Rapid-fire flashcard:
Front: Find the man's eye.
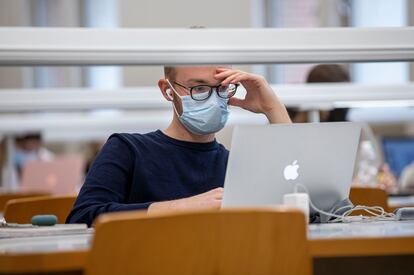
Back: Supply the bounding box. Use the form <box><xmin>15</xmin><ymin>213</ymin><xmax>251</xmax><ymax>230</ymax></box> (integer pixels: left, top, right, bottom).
<box><xmin>193</xmin><ymin>86</ymin><xmax>209</xmax><ymax>93</ymax></box>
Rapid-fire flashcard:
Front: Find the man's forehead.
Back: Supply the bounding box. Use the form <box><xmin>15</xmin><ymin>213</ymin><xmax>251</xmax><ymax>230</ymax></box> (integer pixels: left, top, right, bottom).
<box><xmin>174</xmin><ymin>65</ymin><xmax>230</xmax><ymax>81</ymax></box>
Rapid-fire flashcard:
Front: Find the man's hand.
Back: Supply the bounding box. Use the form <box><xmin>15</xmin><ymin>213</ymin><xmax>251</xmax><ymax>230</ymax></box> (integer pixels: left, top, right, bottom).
<box><xmin>214</xmin><ymin>68</ymin><xmax>291</xmax><ymax>124</ymax></box>
<box><xmin>147</xmin><ymin>187</ymin><xmax>223</xmax><ymax>215</ymax></box>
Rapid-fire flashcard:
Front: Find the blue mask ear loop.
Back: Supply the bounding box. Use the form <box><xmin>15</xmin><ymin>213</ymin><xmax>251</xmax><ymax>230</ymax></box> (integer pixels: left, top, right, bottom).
<box><xmin>166</xmin><ymin>79</ymin><xmax>182</xmax><ymax>117</ymax></box>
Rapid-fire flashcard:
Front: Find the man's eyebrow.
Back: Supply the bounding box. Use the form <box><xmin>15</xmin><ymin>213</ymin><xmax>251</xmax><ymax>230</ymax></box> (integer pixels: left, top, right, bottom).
<box><xmin>187</xmin><ymin>78</ymin><xmax>209</xmax><ymax>84</ymax></box>
<box><xmin>187</xmin><ymin>78</ymin><xmax>219</xmax><ymax>85</ymax></box>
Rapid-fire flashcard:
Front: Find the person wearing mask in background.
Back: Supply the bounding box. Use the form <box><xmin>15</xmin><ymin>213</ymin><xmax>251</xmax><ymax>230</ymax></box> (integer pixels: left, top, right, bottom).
<box><xmin>288</xmin><ymin>64</ymin><xmax>397</xmax><ymax>193</ymax></box>
<box><xmin>14</xmin><ymin>133</ymin><xmax>54</xmax><ymax>178</ymax></box>
<box><xmin>67</xmin><ymin>66</ymin><xmax>292</xmax><ymax>226</ymax></box>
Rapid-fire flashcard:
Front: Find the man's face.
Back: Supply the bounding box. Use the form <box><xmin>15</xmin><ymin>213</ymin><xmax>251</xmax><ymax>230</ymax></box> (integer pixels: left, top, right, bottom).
<box><xmin>164</xmin><ymin>66</ymin><xmax>230</xmax><ymax>115</ymax></box>
<box><xmin>17</xmin><ymin>138</ymin><xmax>41</xmax><ymax>151</ymax></box>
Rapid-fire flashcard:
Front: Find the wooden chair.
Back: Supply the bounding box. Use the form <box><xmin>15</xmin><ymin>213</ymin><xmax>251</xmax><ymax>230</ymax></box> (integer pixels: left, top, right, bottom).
<box><xmin>86</xmin><ymin>209</ymin><xmax>311</xmax><ymax>275</ymax></box>
<box><xmin>0</xmin><ymin>192</ymin><xmax>50</xmax><ymax>212</ymax></box>
<box><xmin>349</xmin><ymin>186</ymin><xmax>390</xmax><ymax>212</ymax></box>
<box><xmin>3</xmin><ymin>195</ymin><xmax>77</xmax><ymax>224</ymax></box>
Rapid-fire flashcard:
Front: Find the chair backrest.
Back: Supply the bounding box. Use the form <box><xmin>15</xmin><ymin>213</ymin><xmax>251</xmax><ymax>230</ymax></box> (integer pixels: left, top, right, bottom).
<box><xmin>3</xmin><ymin>195</ymin><xmax>77</xmax><ymax>224</ymax></box>
<box><xmin>0</xmin><ymin>192</ymin><xmax>50</xmax><ymax>212</ymax></box>
<box><xmin>349</xmin><ymin>186</ymin><xmax>389</xmax><ymax>212</ymax></box>
<box><xmin>86</xmin><ymin>209</ymin><xmax>311</xmax><ymax>275</ymax></box>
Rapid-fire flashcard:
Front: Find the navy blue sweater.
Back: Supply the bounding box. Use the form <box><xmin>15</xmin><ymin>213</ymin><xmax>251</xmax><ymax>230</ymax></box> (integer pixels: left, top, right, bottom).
<box><xmin>66</xmin><ymin>130</ymin><xmax>229</xmax><ymax>226</ymax></box>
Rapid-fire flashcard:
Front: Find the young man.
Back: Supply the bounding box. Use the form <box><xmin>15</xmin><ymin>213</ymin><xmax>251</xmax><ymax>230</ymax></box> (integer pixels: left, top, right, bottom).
<box><xmin>67</xmin><ymin>66</ymin><xmax>291</xmax><ymax>226</ymax></box>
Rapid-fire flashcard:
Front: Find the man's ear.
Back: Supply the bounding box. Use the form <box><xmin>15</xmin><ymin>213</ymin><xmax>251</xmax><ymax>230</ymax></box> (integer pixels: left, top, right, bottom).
<box><xmin>158</xmin><ymin>79</ymin><xmax>173</xmax><ymax>101</ymax></box>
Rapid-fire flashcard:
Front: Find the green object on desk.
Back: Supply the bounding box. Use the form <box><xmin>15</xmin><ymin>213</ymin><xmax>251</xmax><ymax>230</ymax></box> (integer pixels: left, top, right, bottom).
<box><xmin>31</xmin><ymin>215</ymin><xmax>57</xmax><ymax>226</ymax></box>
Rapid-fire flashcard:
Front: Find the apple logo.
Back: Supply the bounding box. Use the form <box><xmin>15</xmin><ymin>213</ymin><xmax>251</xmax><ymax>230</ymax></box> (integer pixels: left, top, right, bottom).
<box><xmin>283</xmin><ymin>160</ymin><xmax>299</xmax><ymax>180</ymax></box>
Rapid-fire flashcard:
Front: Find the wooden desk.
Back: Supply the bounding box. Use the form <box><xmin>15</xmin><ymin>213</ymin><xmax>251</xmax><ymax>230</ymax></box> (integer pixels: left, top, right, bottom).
<box><xmin>0</xmin><ymin>227</ymin><xmax>92</xmax><ymax>274</ymax></box>
<box><xmin>1</xmin><ymin>221</ymin><xmax>414</xmax><ymax>274</ymax></box>
<box><xmin>309</xmin><ymin>221</ymin><xmax>414</xmax><ymax>275</ymax></box>
<box><xmin>309</xmin><ymin>221</ymin><xmax>414</xmax><ymax>257</ymax></box>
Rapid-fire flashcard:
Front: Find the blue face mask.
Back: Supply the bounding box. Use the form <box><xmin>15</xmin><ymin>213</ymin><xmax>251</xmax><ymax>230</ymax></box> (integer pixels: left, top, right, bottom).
<box><xmin>167</xmin><ymin>80</ymin><xmax>229</xmax><ymax>135</ymax></box>
<box><xmin>15</xmin><ymin>148</ymin><xmax>38</xmax><ymax>169</ymax></box>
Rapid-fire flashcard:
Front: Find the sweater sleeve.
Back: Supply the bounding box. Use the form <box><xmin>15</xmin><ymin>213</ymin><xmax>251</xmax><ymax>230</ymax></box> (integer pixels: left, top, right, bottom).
<box><xmin>66</xmin><ymin>134</ymin><xmax>151</xmax><ymax>227</ymax></box>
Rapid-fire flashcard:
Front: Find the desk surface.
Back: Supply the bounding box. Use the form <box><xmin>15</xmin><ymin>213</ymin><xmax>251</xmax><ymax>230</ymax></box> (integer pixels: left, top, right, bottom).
<box><xmin>308</xmin><ymin>220</ymin><xmax>414</xmax><ymax>257</ymax></box>
<box><xmin>308</xmin><ymin>220</ymin><xmax>414</xmax><ymax>239</ymax></box>
<box><xmin>0</xmin><ymin>234</ymin><xmax>92</xmax><ymax>254</ymax></box>
<box><xmin>388</xmin><ymin>195</ymin><xmax>414</xmax><ymax>208</ymax></box>
<box><xmin>0</xmin><ymin>228</ymin><xmax>92</xmax><ymax>273</ymax></box>
<box><xmin>0</xmin><ymin>220</ymin><xmax>414</xmax><ymax>273</ymax></box>
<box><xmin>1</xmin><ymin>220</ymin><xmax>412</xmax><ymax>253</ymax></box>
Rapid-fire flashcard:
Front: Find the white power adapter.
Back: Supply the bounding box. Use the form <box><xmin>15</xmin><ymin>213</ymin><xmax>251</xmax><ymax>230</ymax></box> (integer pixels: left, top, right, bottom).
<box><xmin>283</xmin><ymin>193</ymin><xmax>310</xmax><ymax>223</ymax></box>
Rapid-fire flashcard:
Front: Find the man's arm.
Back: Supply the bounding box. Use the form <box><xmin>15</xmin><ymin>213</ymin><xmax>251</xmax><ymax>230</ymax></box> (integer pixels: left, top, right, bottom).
<box><xmin>67</xmin><ymin>135</ymin><xmax>223</xmax><ymax>225</ymax></box>
<box><xmin>214</xmin><ymin>68</ymin><xmax>292</xmax><ymax>124</ymax></box>
<box><xmin>66</xmin><ymin>135</ymin><xmax>152</xmax><ymax>226</ymax></box>
<box><xmin>147</xmin><ymin>187</ymin><xmax>223</xmax><ymax>215</ymax></box>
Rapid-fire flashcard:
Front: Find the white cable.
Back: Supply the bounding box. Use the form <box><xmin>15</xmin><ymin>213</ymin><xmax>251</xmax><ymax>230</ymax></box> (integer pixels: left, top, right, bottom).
<box><xmin>331</xmin><ymin>205</ymin><xmax>396</xmax><ymax>223</ymax></box>
<box><xmin>293</xmin><ymin>183</ymin><xmax>397</xmax><ymax>223</ymax></box>
<box><xmin>294</xmin><ymin>183</ymin><xmax>346</xmax><ymax>220</ymax></box>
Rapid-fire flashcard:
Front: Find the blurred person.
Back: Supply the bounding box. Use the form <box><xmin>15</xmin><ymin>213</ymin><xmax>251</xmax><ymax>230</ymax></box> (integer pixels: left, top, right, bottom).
<box><xmin>67</xmin><ymin>66</ymin><xmax>291</xmax><ymax>226</ymax></box>
<box><xmin>289</xmin><ymin>64</ymin><xmax>397</xmax><ymax>193</ymax></box>
<box><xmin>400</xmin><ymin>162</ymin><xmax>414</xmax><ymax>193</ymax></box>
<box><xmin>14</xmin><ymin>133</ymin><xmax>54</xmax><ymax>176</ymax></box>
<box><xmin>287</xmin><ymin>64</ymin><xmax>350</xmax><ymax>123</ymax></box>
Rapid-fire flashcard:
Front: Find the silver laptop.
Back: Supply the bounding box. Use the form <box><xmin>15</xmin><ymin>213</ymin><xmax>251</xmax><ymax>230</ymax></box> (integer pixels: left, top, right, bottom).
<box><xmin>222</xmin><ymin>122</ymin><xmax>361</xmax><ymax>215</ymax></box>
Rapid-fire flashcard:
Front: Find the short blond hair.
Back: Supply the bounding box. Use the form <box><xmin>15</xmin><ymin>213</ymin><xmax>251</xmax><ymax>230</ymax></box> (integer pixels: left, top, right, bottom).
<box><xmin>164</xmin><ymin>66</ymin><xmax>176</xmax><ymax>80</ymax></box>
